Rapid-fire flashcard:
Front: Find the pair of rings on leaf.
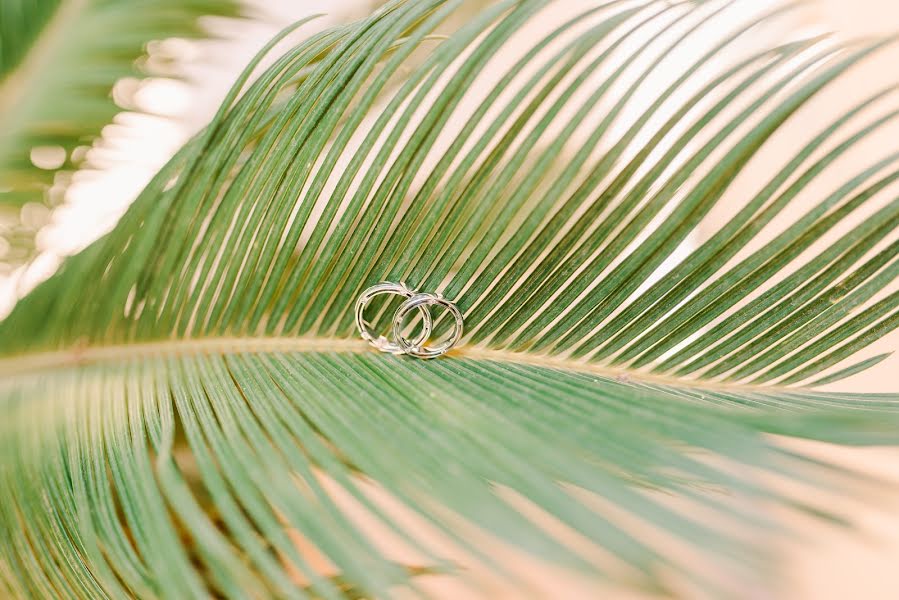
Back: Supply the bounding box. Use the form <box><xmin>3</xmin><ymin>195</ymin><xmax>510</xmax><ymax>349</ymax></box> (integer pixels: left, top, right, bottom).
<box><xmin>355</xmin><ymin>282</ymin><xmax>464</xmax><ymax>359</ymax></box>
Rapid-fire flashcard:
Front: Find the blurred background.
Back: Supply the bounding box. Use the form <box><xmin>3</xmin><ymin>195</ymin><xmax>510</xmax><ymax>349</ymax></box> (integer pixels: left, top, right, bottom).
<box><xmin>2</xmin><ymin>0</ymin><xmax>898</xmax><ymax>597</ymax></box>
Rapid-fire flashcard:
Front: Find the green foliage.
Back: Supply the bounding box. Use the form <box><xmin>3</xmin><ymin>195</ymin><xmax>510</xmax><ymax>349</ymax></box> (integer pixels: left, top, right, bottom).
<box><xmin>2</xmin><ymin>0</ymin><xmax>899</xmax><ymax>597</ymax></box>
<box><xmin>0</xmin><ymin>0</ymin><xmax>241</xmax><ymax>261</ymax></box>
<box><xmin>0</xmin><ymin>0</ymin><xmax>62</xmax><ymax>81</ymax></box>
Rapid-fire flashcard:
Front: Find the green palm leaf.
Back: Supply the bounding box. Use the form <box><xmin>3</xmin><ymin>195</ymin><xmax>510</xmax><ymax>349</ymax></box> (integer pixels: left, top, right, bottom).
<box><xmin>0</xmin><ymin>0</ymin><xmax>241</xmax><ymax>261</ymax></box>
<box><xmin>3</xmin><ymin>1</ymin><xmax>899</xmax><ymax>597</ymax></box>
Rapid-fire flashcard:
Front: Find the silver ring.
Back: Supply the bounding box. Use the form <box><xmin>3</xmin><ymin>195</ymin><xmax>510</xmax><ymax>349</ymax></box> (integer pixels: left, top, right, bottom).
<box><xmin>392</xmin><ymin>293</ymin><xmax>464</xmax><ymax>359</ymax></box>
<box><xmin>355</xmin><ymin>282</ymin><xmax>432</xmax><ymax>355</ymax></box>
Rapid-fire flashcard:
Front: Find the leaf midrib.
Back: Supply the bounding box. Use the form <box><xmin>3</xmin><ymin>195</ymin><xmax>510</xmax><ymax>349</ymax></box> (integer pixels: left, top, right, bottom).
<box><xmin>0</xmin><ymin>335</ymin><xmax>796</xmax><ymax>394</ymax></box>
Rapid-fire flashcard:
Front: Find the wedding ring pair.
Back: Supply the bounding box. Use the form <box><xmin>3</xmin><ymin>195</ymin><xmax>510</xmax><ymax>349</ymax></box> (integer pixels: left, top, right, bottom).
<box><xmin>355</xmin><ymin>282</ymin><xmax>464</xmax><ymax>359</ymax></box>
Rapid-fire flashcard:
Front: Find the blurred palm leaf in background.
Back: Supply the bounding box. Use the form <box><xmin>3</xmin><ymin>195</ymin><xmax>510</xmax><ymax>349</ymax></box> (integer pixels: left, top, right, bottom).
<box><xmin>3</xmin><ymin>0</ymin><xmax>899</xmax><ymax>598</ymax></box>
<box><xmin>0</xmin><ymin>0</ymin><xmax>241</xmax><ymax>265</ymax></box>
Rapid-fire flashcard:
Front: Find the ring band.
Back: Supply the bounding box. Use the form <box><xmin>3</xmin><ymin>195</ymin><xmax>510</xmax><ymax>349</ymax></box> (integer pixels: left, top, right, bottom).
<box><xmin>355</xmin><ymin>282</ymin><xmax>432</xmax><ymax>355</ymax></box>
<box><xmin>392</xmin><ymin>293</ymin><xmax>464</xmax><ymax>360</ymax></box>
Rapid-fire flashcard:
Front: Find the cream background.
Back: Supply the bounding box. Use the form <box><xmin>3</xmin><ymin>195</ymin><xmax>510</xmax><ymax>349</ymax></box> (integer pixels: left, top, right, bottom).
<box><xmin>774</xmin><ymin>2</ymin><xmax>899</xmax><ymax>598</ymax></box>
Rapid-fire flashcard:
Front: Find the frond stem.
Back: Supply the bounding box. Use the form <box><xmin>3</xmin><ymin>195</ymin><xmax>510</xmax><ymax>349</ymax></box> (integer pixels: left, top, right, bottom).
<box><xmin>0</xmin><ymin>336</ymin><xmax>804</xmax><ymax>394</ymax></box>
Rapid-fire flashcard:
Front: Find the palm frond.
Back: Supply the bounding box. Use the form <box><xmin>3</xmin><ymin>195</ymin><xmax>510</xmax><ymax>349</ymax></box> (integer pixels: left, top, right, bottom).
<box><xmin>2</xmin><ymin>0</ymin><xmax>899</xmax><ymax>597</ymax></box>
<box><xmin>0</xmin><ymin>0</ymin><xmax>242</xmax><ymax>260</ymax></box>
<box><xmin>0</xmin><ymin>0</ymin><xmax>61</xmax><ymax>81</ymax></box>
